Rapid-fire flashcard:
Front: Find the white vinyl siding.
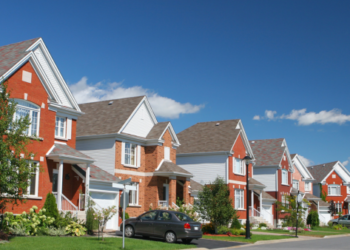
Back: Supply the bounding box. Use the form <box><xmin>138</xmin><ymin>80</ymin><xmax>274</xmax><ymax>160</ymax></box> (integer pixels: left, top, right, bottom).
<box><xmin>333</xmin><ymin>163</ymin><xmax>350</xmax><ymax>183</ymax></box>
<box><xmin>282</xmin><ymin>169</ymin><xmax>288</xmax><ymax>185</ymax></box>
<box><xmin>76</xmin><ymin>138</ymin><xmax>116</xmax><ymax>175</ymax></box>
<box><xmin>328</xmin><ymin>185</ymin><xmax>341</xmax><ymax>196</ymax></box>
<box><xmin>253</xmin><ymin>168</ymin><xmax>277</xmax><ymax>191</ymax></box>
<box><xmin>177</xmin><ymin>154</ymin><xmax>228</xmax><ymax>185</ymax></box>
<box><xmin>164</xmin><ymin>147</ymin><xmax>170</xmax><ymax>161</ymax></box>
<box><xmin>235</xmin><ymin>189</ymin><xmax>244</xmax><ymax>209</ymax></box>
<box><xmin>122</xmin><ymin>103</ymin><xmax>155</xmax><ymax>137</ymax></box>
<box><xmin>313</xmin><ymin>183</ymin><xmax>321</xmax><ymax>197</ymax></box>
<box><xmin>234</xmin><ymin>158</ymin><xmax>244</xmax><ymax>175</ymax></box>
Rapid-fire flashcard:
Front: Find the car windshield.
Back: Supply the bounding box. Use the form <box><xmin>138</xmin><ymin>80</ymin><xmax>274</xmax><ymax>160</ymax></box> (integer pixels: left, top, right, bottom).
<box><xmin>174</xmin><ymin>212</ymin><xmax>193</xmax><ymax>222</ymax></box>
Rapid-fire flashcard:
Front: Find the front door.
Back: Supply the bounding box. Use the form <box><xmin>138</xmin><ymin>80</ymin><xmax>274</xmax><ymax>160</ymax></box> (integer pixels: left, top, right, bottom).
<box><xmin>135</xmin><ymin>211</ymin><xmax>158</xmax><ymax>235</ymax></box>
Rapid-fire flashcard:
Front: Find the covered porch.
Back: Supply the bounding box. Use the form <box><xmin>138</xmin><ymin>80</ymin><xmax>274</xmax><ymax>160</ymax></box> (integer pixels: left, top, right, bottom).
<box><xmin>47</xmin><ymin>143</ymin><xmax>94</xmax><ymax>214</ymax></box>
<box><xmin>153</xmin><ymin>161</ymin><xmax>193</xmax><ymax>208</ymax></box>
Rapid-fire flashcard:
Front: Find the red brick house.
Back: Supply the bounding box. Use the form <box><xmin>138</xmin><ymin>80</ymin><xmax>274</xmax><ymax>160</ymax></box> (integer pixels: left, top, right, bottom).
<box><xmin>176</xmin><ymin>120</ymin><xmax>269</xmax><ymax>225</ymax></box>
<box><xmin>76</xmin><ymin>97</ymin><xmax>194</xmax><ymax>219</ymax></box>
<box><xmin>0</xmin><ymin>38</ymin><xmax>94</xmax><ymax>215</ymax></box>
<box><xmin>308</xmin><ymin>161</ymin><xmax>350</xmax><ymax>221</ymax></box>
<box><xmin>249</xmin><ymin>138</ymin><xmax>294</xmax><ymax>227</ymax></box>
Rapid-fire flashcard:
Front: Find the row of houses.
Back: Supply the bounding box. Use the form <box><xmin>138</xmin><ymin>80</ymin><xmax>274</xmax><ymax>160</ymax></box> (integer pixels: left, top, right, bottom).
<box><xmin>1</xmin><ymin>38</ymin><xmax>349</xmax><ymax>230</ymax></box>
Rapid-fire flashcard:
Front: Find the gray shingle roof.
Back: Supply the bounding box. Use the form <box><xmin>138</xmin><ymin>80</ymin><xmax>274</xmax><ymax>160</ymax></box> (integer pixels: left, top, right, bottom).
<box><xmin>146</xmin><ymin>122</ymin><xmax>170</xmax><ymax>140</ymax></box>
<box><xmin>74</xmin><ymin>164</ymin><xmax>121</xmax><ymax>183</ymax></box>
<box><xmin>176</xmin><ymin>120</ymin><xmax>241</xmax><ymax>154</ymax></box>
<box><xmin>77</xmin><ymin>96</ymin><xmax>144</xmax><ymax>137</ymax></box>
<box><xmin>190</xmin><ymin>179</ymin><xmax>203</xmax><ymax>192</ymax></box>
<box><xmin>304</xmin><ymin>193</ymin><xmax>321</xmax><ymax>200</ymax></box>
<box><xmin>290</xmin><ymin>154</ymin><xmax>296</xmax><ymax>159</ymax></box>
<box><xmin>0</xmin><ymin>38</ymin><xmax>40</xmax><ymax>77</ymax></box>
<box><xmin>49</xmin><ymin>143</ymin><xmax>92</xmax><ymax>160</ymax></box>
<box><xmin>307</xmin><ymin>161</ymin><xmax>338</xmax><ymax>183</ymax></box>
<box><xmin>255</xmin><ymin>190</ymin><xmax>276</xmax><ymax>201</ymax></box>
<box><xmin>156</xmin><ymin>161</ymin><xmax>193</xmax><ymax>177</ymax></box>
<box><xmin>249</xmin><ymin>138</ymin><xmax>285</xmax><ymax>167</ymax></box>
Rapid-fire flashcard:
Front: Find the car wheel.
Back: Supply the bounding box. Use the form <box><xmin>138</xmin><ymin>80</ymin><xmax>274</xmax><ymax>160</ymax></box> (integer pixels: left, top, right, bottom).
<box><xmin>165</xmin><ymin>231</ymin><xmax>177</xmax><ymax>243</ymax></box>
<box><xmin>182</xmin><ymin>239</ymin><xmax>192</xmax><ymax>244</ymax></box>
<box><xmin>125</xmin><ymin>225</ymin><xmax>134</xmax><ymax>238</ymax></box>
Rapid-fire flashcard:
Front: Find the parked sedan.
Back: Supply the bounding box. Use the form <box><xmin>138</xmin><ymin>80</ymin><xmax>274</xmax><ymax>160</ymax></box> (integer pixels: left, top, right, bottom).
<box><xmin>120</xmin><ymin>210</ymin><xmax>202</xmax><ymax>243</ymax></box>
<box><xmin>330</xmin><ymin>214</ymin><xmax>350</xmax><ymax>227</ymax></box>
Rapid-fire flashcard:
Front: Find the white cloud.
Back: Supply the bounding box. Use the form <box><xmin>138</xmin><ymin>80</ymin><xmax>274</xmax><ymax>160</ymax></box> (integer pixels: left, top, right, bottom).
<box><xmin>343</xmin><ymin>157</ymin><xmax>350</xmax><ymax>167</ymax></box>
<box><xmin>265</xmin><ymin>110</ymin><xmax>277</xmax><ymax>120</ymax></box>
<box><xmin>254</xmin><ymin>108</ymin><xmax>350</xmax><ymax>126</ymax></box>
<box><xmin>298</xmin><ymin>155</ymin><xmax>314</xmax><ymax>167</ymax></box>
<box><xmin>253</xmin><ymin>115</ymin><xmax>260</xmax><ymax>120</ymax></box>
<box><xmin>69</xmin><ymin>77</ymin><xmax>204</xmax><ymax>119</ymax></box>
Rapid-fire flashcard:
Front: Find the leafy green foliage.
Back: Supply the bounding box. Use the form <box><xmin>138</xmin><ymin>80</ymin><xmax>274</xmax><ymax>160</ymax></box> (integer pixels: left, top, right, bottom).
<box><xmin>195</xmin><ymin>177</ymin><xmax>236</xmax><ymax>232</ymax></box>
<box><xmin>230</xmin><ymin>215</ymin><xmax>242</xmax><ymax>229</ymax></box>
<box><xmin>125</xmin><ymin>212</ymin><xmax>130</xmax><ymax>219</ymax></box>
<box><xmin>65</xmin><ymin>221</ymin><xmax>87</xmax><ymax>236</ymax></box>
<box><xmin>217</xmin><ymin>225</ymin><xmax>230</xmax><ymax>234</ymax></box>
<box><xmin>45</xmin><ymin>226</ymin><xmax>67</xmax><ymax>236</ymax></box>
<box><xmin>259</xmin><ymin>223</ymin><xmax>267</xmax><ymax>228</ymax></box>
<box><xmin>333</xmin><ymin>224</ymin><xmax>345</xmax><ymax>230</ymax></box>
<box><xmin>8</xmin><ymin>224</ymin><xmax>28</xmax><ymax>236</ymax></box>
<box><xmin>320</xmin><ymin>184</ymin><xmax>327</xmax><ymax>202</ymax></box>
<box><xmin>0</xmin><ymin>81</ymin><xmax>37</xmax><ymax>211</ymax></box>
<box><xmin>201</xmin><ymin>223</ymin><xmax>215</xmax><ymax>234</ymax></box>
<box><xmin>43</xmin><ymin>193</ymin><xmax>59</xmax><ymax>220</ymax></box>
<box><xmin>306</xmin><ymin>210</ymin><xmax>319</xmax><ymax>228</ymax></box>
<box><xmin>275</xmin><ymin>195</ymin><xmax>309</xmax><ymax>228</ymax></box>
<box><xmin>86</xmin><ymin>207</ymin><xmax>98</xmax><ymax>235</ymax></box>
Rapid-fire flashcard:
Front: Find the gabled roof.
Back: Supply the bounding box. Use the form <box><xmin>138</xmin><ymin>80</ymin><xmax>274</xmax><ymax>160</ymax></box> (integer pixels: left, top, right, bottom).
<box><xmin>304</xmin><ymin>193</ymin><xmax>321</xmax><ymax>201</ymax></box>
<box><xmin>47</xmin><ymin>143</ymin><xmax>94</xmax><ymax>164</ymax></box>
<box><xmin>77</xmin><ymin>96</ymin><xmax>144</xmax><ymax>137</ymax></box>
<box><xmin>146</xmin><ymin>122</ymin><xmax>170</xmax><ymax>140</ymax></box>
<box><xmin>249</xmin><ymin>138</ymin><xmax>292</xmax><ymax>169</ymax></box>
<box><xmin>308</xmin><ymin>161</ymin><xmax>350</xmax><ymax>184</ymax></box>
<box><xmin>73</xmin><ymin>164</ymin><xmax>121</xmax><ymax>183</ymax></box>
<box><xmin>177</xmin><ymin>119</ymin><xmax>254</xmax><ymax>157</ymax></box>
<box><xmin>254</xmin><ymin>190</ymin><xmax>276</xmax><ymax>201</ymax></box>
<box><xmin>155</xmin><ymin>161</ymin><xmax>193</xmax><ymax>178</ymax></box>
<box><xmin>0</xmin><ymin>38</ymin><xmax>40</xmax><ymax>76</ymax></box>
<box><xmin>291</xmin><ymin>153</ymin><xmax>314</xmax><ymax>180</ymax></box>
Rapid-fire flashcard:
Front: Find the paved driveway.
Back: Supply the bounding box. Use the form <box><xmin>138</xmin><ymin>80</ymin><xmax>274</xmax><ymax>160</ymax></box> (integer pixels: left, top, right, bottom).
<box><xmin>114</xmin><ymin>231</ymin><xmax>246</xmax><ymax>249</ymax></box>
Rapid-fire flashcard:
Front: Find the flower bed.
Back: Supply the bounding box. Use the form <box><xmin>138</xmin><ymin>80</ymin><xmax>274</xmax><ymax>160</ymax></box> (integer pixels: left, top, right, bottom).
<box><xmin>203</xmin><ymin>233</ymin><xmax>244</xmax><ymax>237</ymax></box>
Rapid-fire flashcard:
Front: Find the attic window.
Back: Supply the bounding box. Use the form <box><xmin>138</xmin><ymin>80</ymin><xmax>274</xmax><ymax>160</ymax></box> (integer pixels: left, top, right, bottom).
<box><xmin>332</xmin><ymin>174</ymin><xmax>336</xmax><ymax>179</ymax></box>
<box><xmin>215</xmin><ymin>123</ymin><xmax>220</xmax><ymax>126</ymax></box>
<box><xmin>22</xmin><ymin>71</ymin><xmax>32</xmax><ymax>83</ymax></box>
<box><xmin>108</xmin><ymin>101</ymin><xmax>113</xmax><ymax>105</ymax></box>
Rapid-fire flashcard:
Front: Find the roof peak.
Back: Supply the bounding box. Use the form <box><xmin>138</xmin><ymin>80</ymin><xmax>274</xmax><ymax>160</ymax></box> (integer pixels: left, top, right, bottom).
<box><xmin>308</xmin><ymin>161</ymin><xmax>339</xmax><ymax>168</ymax></box>
<box><xmin>78</xmin><ymin>95</ymin><xmax>145</xmax><ymax>105</ymax></box>
<box><xmin>0</xmin><ymin>37</ymin><xmax>41</xmax><ymax>48</ymax></box>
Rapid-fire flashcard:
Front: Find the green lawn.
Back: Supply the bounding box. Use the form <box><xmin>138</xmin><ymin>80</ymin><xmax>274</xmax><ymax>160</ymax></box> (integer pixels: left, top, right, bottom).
<box><xmin>252</xmin><ymin>227</ymin><xmax>350</xmax><ymax>237</ymax></box>
<box><xmin>0</xmin><ymin>236</ymin><xmax>196</xmax><ymax>250</ymax></box>
<box><xmin>203</xmin><ymin>234</ymin><xmax>293</xmax><ymax>243</ymax></box>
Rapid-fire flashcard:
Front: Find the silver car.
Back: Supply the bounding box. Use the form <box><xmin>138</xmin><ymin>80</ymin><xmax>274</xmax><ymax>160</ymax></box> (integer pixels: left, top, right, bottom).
<box><xmin>330</xmin><ymin>214</ymin><xmax>350</xmax><ymax>227</ymax></box>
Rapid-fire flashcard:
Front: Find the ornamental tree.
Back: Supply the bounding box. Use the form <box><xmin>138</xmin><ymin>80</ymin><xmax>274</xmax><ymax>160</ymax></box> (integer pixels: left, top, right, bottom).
<box><xmin>275</xmin><ymin>194</ymin><xmax>309</xmax><ymax>227</ymax></box>
<box><xmin>94</xmin><ymin>205</ymin><xmax>118</xmax><ymax>241</ymax></box>
<box><xmin>195</xmin><ymin>177</ymin><xmax>236</xmax><ymax>233</ymax></box>
<box><xmin>0</xmin><ymin>81</ymin><xmax>37</xmax><ymax>211</ymax></box>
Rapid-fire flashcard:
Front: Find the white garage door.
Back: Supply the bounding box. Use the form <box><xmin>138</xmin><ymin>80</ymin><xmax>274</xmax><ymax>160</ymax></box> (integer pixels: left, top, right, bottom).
<box><xmin>319</xmin><ymin>212</ymin><xmax>331</xmax><ymax>225</ymax></box>
<box><xmin>90</xmin><ymin>192</ymin><xmax>119</xmax><ymax>230</ymax></box>
<box><xmin>261</xmin><ymin>205</ymin><xmax>273</xmax><ymax>225</ymax></box>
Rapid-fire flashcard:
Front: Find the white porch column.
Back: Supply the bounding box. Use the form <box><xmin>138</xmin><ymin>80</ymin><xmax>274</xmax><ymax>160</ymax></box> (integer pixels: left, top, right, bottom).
<box><xmin>260</xmin><ymin>191</ymin><xmax>263</xmax><ymax>215</ymax></box>
<box><xmin>317</xmin><ymin>201</ymin><xmax>319</xmax><ymax>213</ymax></box>
<box><xmin>57</xmin><ymin>160</ymin><xmax>64</xmax><ymax>211</ymax></box>
<box><xmin>251</xmin><ymin>190</ymin><xmax>254</xmax><ymax>216</ymax></box>
<box><xmin>85</xmin><ymin>163</ymin><xmax>91</xmax><ymax>211</ymax></box>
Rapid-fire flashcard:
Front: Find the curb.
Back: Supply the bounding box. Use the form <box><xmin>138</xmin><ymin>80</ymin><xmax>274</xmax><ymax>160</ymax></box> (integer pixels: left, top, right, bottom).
<box><xmin>323</xmin><ymin>233</ymin><xmax>350</xmax><ymax>238</ymax></box>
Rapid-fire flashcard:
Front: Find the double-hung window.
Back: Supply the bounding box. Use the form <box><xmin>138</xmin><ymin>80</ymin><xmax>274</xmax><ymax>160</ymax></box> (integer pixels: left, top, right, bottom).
<box><xmin>234</xmin><ymin>189</ymin><xmax>244</xmax><ymax>209</ymax></box>
<box><xmin>26</xmin><ymin>162</ymin><xmax>39</xmax><ymax>197</ymax></box>
<box><xmin>305</xmin><ymin>182</ymin><xmax>311</xmax><ymax>191</ymax></box>
<box><xmin>55</xmin><ymin>116</ymin><xmax>66</xmax><ymax>138</ymax></box>
<box><xmin>293</xmin><ymin>180</ymin><xmax>299</xmax><ymax>190</ymax></box>
<box><xmin>234</xmin><ymin>158</ymin><xmax>244</xmax><ymax>175</ymax></box>
<box><xmin>12</xmin><ymin>99</ymin><xmax>40</xmax><ymax>136</ymax></box>
<box><xmin>122</xmin><ymin>142</ymin><xmax>140</xmax><ymax>167</ymax></box>
<box><xmin>129</xmin><ymin>183</ymin><xmax>139</xmax><ymax>205</ymax></box>
<box><xmin>282</xmin><ymin>169</ymin><xmax>288</xmax><ymax>185</ymax></box>
<box><xmin>328</xmin><ymin>185</ymin><xmax>341</xmax><ymax>196</ymax></box>
<box><xmin>335</xmin><ymin>203</ymin><xmax>342</xmax><ymax>214</ymax></box>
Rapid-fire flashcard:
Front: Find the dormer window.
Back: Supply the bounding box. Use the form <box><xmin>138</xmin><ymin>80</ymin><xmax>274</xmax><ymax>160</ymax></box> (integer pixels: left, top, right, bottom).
<box><xmin>122</xmin><ymin>142</ymin><xmax>140</xmax><ymax>168</ymax></box>
<box><xmin>12</xmin><ymin>99</ymin><xmax>40</xmax><ymax>137</ymax></box>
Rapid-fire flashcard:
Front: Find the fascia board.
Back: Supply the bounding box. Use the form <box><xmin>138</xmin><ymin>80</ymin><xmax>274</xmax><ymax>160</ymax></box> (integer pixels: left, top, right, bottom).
<box><xmin>337</xmin><ymin>161</ymin><xmax>350</xmax><ymax>178</ymax></box>
<box><xmin>143</xmin><ymin>96</ymin><xmax>158</xmax><ymax>124</ymax></box>
<box><xmin>237</xmin><ymin>120</ymin><xmax>255</xmax><ymax>159</ymax></box>
<box><xmin>28</xmin><ymin>39</ymin><xmax>81</xmax><ymax>112</ymax></box>
<box><xmin>177</xmin><ymin>151</ymin><xmax>232</xmax><ymax>157</ymax></box>
<box><xmin>49</xmin><ymin>103</ymin><xmax>83</xmax><ymax>118</ymax></box>
<box><xmin>48</xmin><ymin>154</ymin><xmax>94</xmax><ymax>164</ymax></box>
<box><xmin>159</xmin><ymin>122</ymin><xmax>181</xmax><ymax>146</ymax></box>
<box><xmin>153</xmin><ymin>171</ymin><xmax>193</xmax><ymax>178</ymax></box>
<box><xmin>116</xmin><ymin>134</ymin><xmax>163</xmax><ymax>146</ymax></box>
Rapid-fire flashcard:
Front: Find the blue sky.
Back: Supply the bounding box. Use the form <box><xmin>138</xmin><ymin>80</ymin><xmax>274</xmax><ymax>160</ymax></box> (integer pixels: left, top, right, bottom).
<box><xmin>1</xmin><ymin>0</ymin><xmax>349</xmax><ymax>168</ymax></box>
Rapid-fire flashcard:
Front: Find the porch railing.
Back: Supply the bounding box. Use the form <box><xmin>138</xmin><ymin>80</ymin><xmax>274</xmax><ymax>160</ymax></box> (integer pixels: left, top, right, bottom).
<box><xmin>52</xmin><ymin>192</ymin><xmax>78</xmax><ymax>215</ymax></box>
<box><xmin>249</xmin><ymin>207</ymin><xmax>261</xmax><ymax>217</ymax></box>
<box><xmin>78</xmin><ymin>194</ymin><xmax>103</xmax><ymax>211</ymax></box>
<box><xmin>172</xmin><ymin>202</ymin><xmax>179</xmax><ymax>209</ymax></box>
<box><xmin>158</xmin><ymin>200</ymin><xmax>168</xmax><ymax>208</ymax></box>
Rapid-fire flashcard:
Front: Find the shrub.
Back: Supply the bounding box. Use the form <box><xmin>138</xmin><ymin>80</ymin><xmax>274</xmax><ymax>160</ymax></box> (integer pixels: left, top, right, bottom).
<box><xmin>125</xmin><ymin>212</ymin><xmax>130</xmax><ymax>219</ymax></box>
<box><xmin>43</xmin><ymin>193</ymin><xmax>59</xmax><ymax>220</ymax></box>
<box><xmin>8</xmin><ymin>224</ymin><xmax>28</xmax><ymax>236</ymax></box>
<box><xmin>65</xmin><ymin>221</ymin><xmax>87</xmax><ymax>236</ymax></box>
<box><xmin>307</xmin><ymin>210</ymin><xmax>319</xmax><ymax>228</ymax></box>
<box><xmin>86</xmin><ymin>208</ymin><xmax>97</xmax><ymax>235</ymax></box>
<box><xmin>217</xmin><ymin>226</ymin><xmax>230</xmax><ymax>234</ymax></box>
<box><xmin>328</xmin><ymin>221</ymin><xmax>333</xmax><ymax>228</ymax></box>
<box><xmin>46</xmin><ymin>226</ymin><xmax>67</xmax><ymax>236</ymax></box>
<box><xmin>230</xmin><ymin>216</ymin><xmax>242</xmax><ymax>229</ymax></box>
<box><xmin>202</xmin><ymin>223</ymin><xmax>215</xmax><ymax>234</ymax></box>
<box><xmin>259</xmin><ymin>223</ymin><xmax>267</xmax><ymax>228</ymax></box>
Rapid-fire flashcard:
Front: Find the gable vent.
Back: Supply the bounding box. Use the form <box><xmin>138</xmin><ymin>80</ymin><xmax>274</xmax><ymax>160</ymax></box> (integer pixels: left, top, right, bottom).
<box><xmin>108</xmin><ymin>101</ymin><xmax>113</xmax><ymax>105</ymax></box>
<box><xmin>215</xmin><ymin>123</ymin><xmax>220</xmax><ymax>126</ymax></box>
<box><xmin>251</xmin><ymin>141</ymin><xmax>255</xmax><ymax>143</ymax></box>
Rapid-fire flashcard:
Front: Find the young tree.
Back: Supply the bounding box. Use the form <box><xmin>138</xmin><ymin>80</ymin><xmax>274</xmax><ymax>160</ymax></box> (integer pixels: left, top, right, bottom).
<box><xmin>275</xmin><ymin>194</ymin><xmax>309</xmax><ymax>227</ymax></box>
<box><xmin>195</xmin><ymin>177</ymin><xmax>236</xmax><ymax>233</ymax></box>
<box><xmin>0</xmin><ymin>81</ymin><xmax>36</xmax><ymax>211</ymax></box>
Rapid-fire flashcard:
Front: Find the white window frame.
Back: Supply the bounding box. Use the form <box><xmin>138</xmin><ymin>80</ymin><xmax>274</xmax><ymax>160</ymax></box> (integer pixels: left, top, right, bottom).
<box><xmin>347</xmin><ymin>186</ymin><xmax>350</xmax><ymax>194</ymax></box>
<box><xmin>129</xmin><ymin>182</ymin><xmax>139</xmax><ymax>206</ymax></box>
<box><xmin>293</xmin><ymin>180</ymin><xmax>299</xmax><ymax>190</ymax></box>
<box><xmin>122</xmin><ymin>142</ymin><xmax>140</xmax><ymax>168</ymax></box>
<box><xmin>233</xmin><ymin>158</ymin><xmax>245</xmax><ymax>175</ymax></box>
<box><xmin>12</xmin><ymin>99</ymin><xmax>40</xmax><ymax>137</ymax></box>
<box><xmin>335</xmin><ymin>203</ymin><xmax>342</xmax><ymax>214</ymax></box>
<box><xmin>55</xmin><ymin>116</ymin><xmax>66</xmax><ymax>139</ymax></box>
<box><xmin>234</xmin><ymin>189</ymin><xmax>244</xmax><ymax>209</ymax></box>
<box><xmin>164</xmin><ymin>147</ymin><xmax>170</xmax><ymax>161</ymax></box>
<box><xmin>305</xmin><ymin>182</ymin><xmax>311</xmax><ymax>191</ymax></box>
<box><xmin>26</xmin><ymin>162</ymin><xmax>39</xmax><ymax>197</ymax></box>
<box><xmin>328</xmin><ymin>184</ymin><xmax>341</xmax><ymax>196</ymax></box>
<box><xmin>282</xmin><ymin>169</ymin><xmax>288</xmax><ymax>185</ymax></box>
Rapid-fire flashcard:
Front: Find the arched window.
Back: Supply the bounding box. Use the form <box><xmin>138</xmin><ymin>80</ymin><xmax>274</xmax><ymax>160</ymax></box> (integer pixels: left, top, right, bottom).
<box><xmin>12</xmin><ymin>99</ymin><xmax>40</xmax><ymax>136</ymax></box>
